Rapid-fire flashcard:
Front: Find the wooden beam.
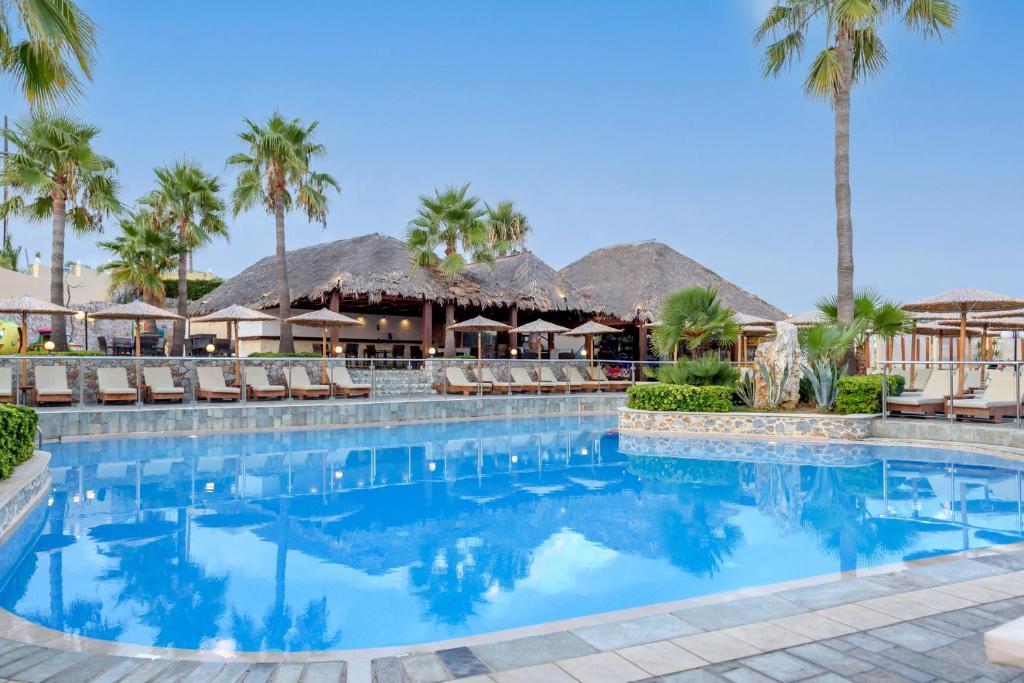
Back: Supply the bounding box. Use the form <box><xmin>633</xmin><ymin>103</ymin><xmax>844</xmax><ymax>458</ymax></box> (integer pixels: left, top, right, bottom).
<box><xmin>422</xmin><ymin>300</ymin><xmax>433</xmax><ymax>355</ymax></box>
<box><xmin>329</xmin><ymin>290</ymin><xmax>340</xmax><ymax>355</ymax></box>
<box><xmin>509</xmin><ymin>305</ymin><xmax>518</xmax><ymax>352</ymax></box>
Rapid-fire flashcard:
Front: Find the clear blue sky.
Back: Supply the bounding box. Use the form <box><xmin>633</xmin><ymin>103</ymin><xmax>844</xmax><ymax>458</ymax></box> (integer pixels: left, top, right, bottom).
<box><xmin>4</xmin><ymin>1</ymin><xmax>1022</xmax><ymax>314</ymax></box>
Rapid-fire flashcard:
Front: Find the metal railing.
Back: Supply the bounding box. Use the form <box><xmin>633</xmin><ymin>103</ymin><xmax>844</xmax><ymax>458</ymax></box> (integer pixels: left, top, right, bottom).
<box><xmin>880</xmin><ymin>360</ymin><xmax>1022</xmax><ymax>428</ymax></box>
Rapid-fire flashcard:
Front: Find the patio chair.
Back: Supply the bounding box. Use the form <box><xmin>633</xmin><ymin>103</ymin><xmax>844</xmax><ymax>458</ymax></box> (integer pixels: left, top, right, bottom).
<box><xmin>143</xmin><ymin>367</ymin><xmax>185</xmax><ymax>403</ymax></box>
<box><xmin>475</xmin><ymin>367</ymin><xmax>523</xmax><ymax>393</ymax></box>
<box><xmin>509</xmin><ymin>367</ymin><xmax>545</xmax><ymax>393</ymax></box>
<box><xmin>243</xmin><ymin>366</ymin><xmax>286</xmax><ymax>400</ymax></box>
<box><xmin>330</xmin><ymin>366</ymin><xmax>371</xmax><ymax>398</ymax></box>
<box><xmin>564</xmin><ymin>366</ymin><xmax>600</xmax><ymax>392</ymax></box>
<box><xmin>949</xmin><ymin>369</ymin><xmax>1024</xmax><ymax>423</ymax></box>
<box><xmin>886</xmin><ymin>370</ymin><xmax>950</xmax><ymax>417</ymax></box>
<box><xmin>536</xmin><ymin>366</ymin><xmax>570</xmax><ymax>393</ymax></box>
<box><xmin>586</xmin><ymin>366</ymin><xmax>631</xmax><ymax>391</ymax></box>
<box><xmin>344</xmin><ymin>343</ymin><xmax>359</xmax><ymax>358</ymax></box>
<box><xmin>98</xmin><ymin>335</ymin><xmax>111</xmax><ymax>355</ymax></box>
<box><xmin>138</xmin><ymin>333</ymin><xmax>162</xmax><ymax>356</ymax></box>
<box><xmin>196</xmin><ymin>367</ymin><xmax>241</xmax><ymax>402</ymax></box>
<box><xmin>0</xmin><ymin>367</ymin><xmax>12</xmax><ymax>404</ymax></box>
<box><xmin>285</xmin><ymin>366</ymin><xmax>330</xmax><ymax>399</ymax></box>
<box><xmin>189</xmin><ymin>335</ymin><xmax>214</xmax><ymax>356</ymax></box>
<box><xmin>32</xmin><ymin>366</ymin><xmax>75</xmax><ymax>406</ymax></box>
<box><xmin>437</xmin><ymin>367</ymin><xmax>490</xmax><ymax>395</ymax></box>
<box><xmin>96</xmin><ymin>367</ymin><xmax>138</xmax><ymax>405</ymax></box>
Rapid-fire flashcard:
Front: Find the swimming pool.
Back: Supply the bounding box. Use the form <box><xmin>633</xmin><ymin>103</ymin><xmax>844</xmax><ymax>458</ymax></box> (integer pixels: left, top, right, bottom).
<box><xmin>1</xmin><ymin>415</ymin><xmax>1022</xmax><ymax>652</ymax></box>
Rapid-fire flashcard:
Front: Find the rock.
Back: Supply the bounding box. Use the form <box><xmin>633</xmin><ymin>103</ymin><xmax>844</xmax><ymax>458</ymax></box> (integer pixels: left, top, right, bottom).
<box><xmin>753</xmin><ymin>321</ymin><xmax>806</xmax><ymax>410</ymax></box>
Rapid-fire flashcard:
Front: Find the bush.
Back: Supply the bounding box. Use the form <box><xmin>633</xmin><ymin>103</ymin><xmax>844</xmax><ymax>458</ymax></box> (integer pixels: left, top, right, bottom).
<box><xmin>646</xmin><ymin>353</ymin><xmax>740</xmax><ymax>387</ymax></box>
<box><xmin>0</xmin><ymin>405</ymin><xmax>38</xmax><ymax>479</ymax></box>
<box><xmin>627</xmin><ymin>383</ymin><xmax>732</xmax><ymax>412</ymax></box>
<box><xmin>162</xmin><ymin>278</ymin><xmax>224</xmax><ymax>302</ymax></box>
<box><xmin>248</xmin><ymin>352</ymin><xmax>321</xmax><ymax>358</ymax></box>
<box><xmin>834</xmin><ymin>374</ymin><xmax>905</xmax><ymax>414</ymax></box>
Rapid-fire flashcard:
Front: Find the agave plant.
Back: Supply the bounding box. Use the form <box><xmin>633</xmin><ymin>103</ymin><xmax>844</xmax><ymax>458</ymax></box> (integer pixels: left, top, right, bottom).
<box><xmin>734</xmin><ymin>371</ymin><xmax>757</xmax><ymax>408</ymax></box>
<box><xmin>755</xmin><ymin>360</ymin><xmax>790</xmax><ymax>411</ymax></box>
<box><xmin>801</xmin><ymin>360</ymin><xmax>843</xmax><ymax>411</ymax></box>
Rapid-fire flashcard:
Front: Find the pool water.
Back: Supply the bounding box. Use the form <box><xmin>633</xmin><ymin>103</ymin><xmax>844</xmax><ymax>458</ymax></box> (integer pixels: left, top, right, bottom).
<box><xmin>1</xmin><ymin>415</ymin><xmax>1023</xmax><ymax>652</ymax></box>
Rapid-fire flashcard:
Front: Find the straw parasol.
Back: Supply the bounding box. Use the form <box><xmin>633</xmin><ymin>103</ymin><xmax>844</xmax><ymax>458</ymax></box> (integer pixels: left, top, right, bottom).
<box><xmin>509</xmin><ymin>319</ymin><xmax>570</xmax><ymax>360</ymax></box>
<box><xmin>904</xmin><ymin>289</ymin><xmax>1024</xmax><ymax>396</ymax></box>
<box><xmin>563</xmin><ymin>320</ymin><xmax>621</xmax><ymax>366</ymax></box>
<box><xmin>785</xmin><ymin>310</ymin><xmax>826</xmax><ymax>327</ymax></box>
<box><xmin>0</xmin><ymin>294</ymin><xmax>78</xmax><ymax>384</ymax></box>
<box><xmin>191</xmin><ymin>304</ymin><xmax>276</xmax><ymax>379</ymax></box>
<box><xmin>90</xmin><ymin>301</ymin><xmax>184</xmax><ymax>356</ymax></box>
<box><xmin>448</xmin><ymin>315</ymin><xmax>512</xmax><ymax>373</ymax></box>
<box><xmin>973</xmin><ymin>317</ymin><xmax>1024</xmax><ymax>363</ymax></box>
<box><xmin>284</xmin><ymin>308</ymin><xmax>360</xmax><ymax>382</ymax></box>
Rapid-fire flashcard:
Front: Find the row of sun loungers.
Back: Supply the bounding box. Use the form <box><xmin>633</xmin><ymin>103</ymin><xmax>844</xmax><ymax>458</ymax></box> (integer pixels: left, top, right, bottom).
<box><xmin>887</xmin><ymin>368</ymin><xmax>1024</xmax><ymax>422</ymax></box>
<box><xmin>434</xmin><ymin>366</ymin><xmax>630</xmax><ymax>395</ymax></box>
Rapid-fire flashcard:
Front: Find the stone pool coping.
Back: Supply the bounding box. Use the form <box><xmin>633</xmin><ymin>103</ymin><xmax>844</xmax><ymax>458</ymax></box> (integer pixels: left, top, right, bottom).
<box><xmin>0</xmin><ymin>452</ymin><xmax>50</xmax><ymax>544</ymax></box>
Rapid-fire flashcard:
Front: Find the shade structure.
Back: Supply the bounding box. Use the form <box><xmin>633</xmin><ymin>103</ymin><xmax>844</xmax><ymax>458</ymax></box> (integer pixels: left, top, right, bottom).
<box><xmin>191</xmin><ymin>305</ymin><xmax>277</xmax><ymax>378</ymax></box>
<box><xmin>785</xmin><ymin>310</ymin><xmax>826</xmax><ymax>327</ymax></box>
<box><xmin>447</xmin><ymin>316</ymin><xmax>512</xmax><ymax>368</ymax></box>
<box><xmin>0</xmin><ymin>295</ymin><xmax>78</xmax><ymax>384</ymax></box>
<box><xmin>510</xmin><ymin>319</ymin><xmax>570</xmax><ymax>361</ymax></box>
<box><xmin>563</xmin><ymin>320</ymin><xmax>621</xmax><ymax>365</ymax></box>
<box><xmin>730</xmin><ymin>313</ymin><xmax>774</xmax><ymax>365</ymax></box>
<box><xmin>733</xmin><ymin>312</ymin><xmax>775</xmax><ymax>327</ymax></box>
<box><xmin>285</xmin><ymin>308</ymin><xmax>360</xmax><ymax>382</ymax></box>
<box><xmin>90</xmin><ymin>301</ymin><xmax>184</xmax><ymax>357</ymax></box>
<box><xmin>978</xmin><ymin>317</ymin><xmax>1024</xmax><ymax>363</ymax></box>
<box><xmin>904</xmin><ymin>289</ymin><xmax>1024</xmax><ymax>396</ymax></box>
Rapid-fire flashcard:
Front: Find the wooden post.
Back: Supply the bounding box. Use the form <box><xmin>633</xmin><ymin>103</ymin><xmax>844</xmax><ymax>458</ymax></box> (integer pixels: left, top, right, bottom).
<box><xmin>638</xmin><ymin>324</ymin><xmax>647</xmax><ymax>362</ymax></box>
<box><xmin>443</xmin><ymin>303</ymin><xmax>455</xmax><ymax>356</ymax></box>
<box><xmin>421</xmin><ymin>300</ymin><xmax>433</xmax><ymax>354</ymax></box>
<box><xmin>329</xmin><ymin>290</ymin><xmax>341</xmax><ymax>355</ymax></box>
<box><xmin>909</xmin><ymin>329</ymin><xmax>918</xmax><ymax>388</ymax></box>
<box><xmin>980</xmin><ymin>324</ymin><xmax>988</xmax><ymax>384</ymax></box>
<box><xmin>508</xmin><ymin>305</ymin><xmax>518</xmax><ymax>354</ymax></box>
<box><xmin>547</xmin><ymin>332</ymin><xmax>555</xmax><ymax>359</ymax></box>
<box><xmin>957</xmin><ymin>310</ymin><xmax>967</xmax><ymax>397</ymax></box>
<box><xmin>900</xmin><ymin>335</ymin><xmax>906</xmax><ymax>370</ymax></box>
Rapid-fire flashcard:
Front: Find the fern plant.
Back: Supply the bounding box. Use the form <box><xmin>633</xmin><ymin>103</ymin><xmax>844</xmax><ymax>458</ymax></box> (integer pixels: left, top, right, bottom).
<box><xmin>801</xmin><ymin>360</ymin><xmax>842</xmax><ymax>411</ymax></box>
<box><xmin>755</xmin><ymin>360</ymin><xmax>790</xmax><ymax>411</ymax></box>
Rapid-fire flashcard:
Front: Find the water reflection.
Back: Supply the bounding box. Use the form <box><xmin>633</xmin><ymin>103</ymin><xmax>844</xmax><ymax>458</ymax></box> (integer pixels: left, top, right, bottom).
<box><xmin>1</xmin><ymin>416</ymin><xmax>1023</xmax><ymax>651</ymax></box>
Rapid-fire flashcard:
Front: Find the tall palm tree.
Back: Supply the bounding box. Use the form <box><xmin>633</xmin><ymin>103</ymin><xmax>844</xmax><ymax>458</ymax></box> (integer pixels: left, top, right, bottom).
<box><xmin>0</xmin><ymin>0</ymin><xmax>96</xmax><ymax>106</ymax></box>
<box><xmin>143</xmin><ymin>161</ymin><xmax>228</xmax><ymax>355</ymax></box>
<box><xmin>0</xmin><ymin>112</ymin><xmax>121</xmax><ymax>349</ymax></box>
<box><xmin>406</xmin><ymin>183</ymin><xmax>491</xmax><ymax>276</ymax></box>
<box><xmin>652</xmin><ymin>286</ymin><xmax>740</xmax><ymax>361</ymax></box>
<box><xmin>755</xmin><ymin>0</ymin><xmax>957</xmax><ymax>355</ymax></box>
<box><xmin>98</xmin><ymin>210</ymin><xmax>176</xmax><ymax>306</ymax></box>
<box><xmin>484</xmin><ymin>201</ymin><xmax>531</xmax><ymax>256</ymax></box>
<box><xmin>228</xmin><ymin>114</ymin><xmax>339</xmax><ymax>353</ymax></box>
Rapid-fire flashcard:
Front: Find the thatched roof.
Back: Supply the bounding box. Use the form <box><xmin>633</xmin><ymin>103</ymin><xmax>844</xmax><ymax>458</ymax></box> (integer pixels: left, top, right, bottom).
<box><xmin>448</xmin><ymin>315</ymin><xmax>511</xmax><ymax>332</ymax></box>
<box><xmin>0</xmin><ymin>294</ymin><xmax>76</xmax><ymax>315</ymax></box>
<box><xmin>903</xmin><ymin>288</ymin><xmax>1024</xmax><ymax>313</ymax></box>
<box><xmin>510</xmin><ymin>319</ymin><xmax>570</xmax><ymax>334</ymax></box>
<box><xmin>191</xmin><ymin>233</ymin><xmax>499</xmax><ymax>316</ymax></box>
<box><xmin>559</xmin><ymin>240</ymin><xmax>786</xmax><ymax>324</ymax></box>
<box><xmin>285</xmin><ymin>308</ymin><xmax>360</xmax><ymax>327</ymax></box>
<box><xmin>463</xmin><ymin>251</ymin><xmax>592</xmax><ymax>313</ymax></box>
<box><xmin>564</xmin><ymin>320</ymin><xmax>622</xmax><ymax>336</ymax></box>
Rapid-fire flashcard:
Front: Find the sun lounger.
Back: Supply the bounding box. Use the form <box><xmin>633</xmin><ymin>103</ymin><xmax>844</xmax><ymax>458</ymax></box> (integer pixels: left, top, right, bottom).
<box><xmin>244</xmin><ymin>366</ymin><xmax>286</xmax><ymax>400</ymax></box>
<box><xmin>286</xmin><ymin>366</ymin><xmax>330</xmax><ymax>399</ymax></box>
<box><xmin>902</xmin><ymin>368</ymin><xmax>932</xmax><ymax>394</ymax></box>
<box><xmin>536</xmin><ymin>366</ymin><xmax>570</xmax><ymax>393</ymax></box>
<box><xmin>586</xmin><ymin>366</ymin><xmax>631</xmax><ymax>391</ymax></box>
<box><xmin>196</xmin><ymin>367</ymin><xmax>241</xmax><ymax>402</ymax></box>
<box><xmin>509</xmin><ymin>367</ymin><xmax>546</xmax><ymax>393</ymax></box>
<box><xmin>564</xmin><ymin>366</ymin><xmax>600</xmax><ymax>392</ymax></box>
<box><xmin>331</xmin><ymin>366</ymin><xmax>371</xmax><ymax>398</ymax></box>
<box><xmin>0</xmin><ymin>367</ymin><xmax>12</xmax><ymax>404</ymax></box>
<box><xmin>886</xmin><ymin>370</ymin><xmax>950</xmax><ymax>417</ymax></box>
<box><xmin>143</xmin><ymin>366</ymin><xmax>185</xmax><ymax>403</ymax></box>
<box><xmin>436</xmin><ymin>367</ymin><xmax>490</xmax><ymax>395</ymax></box>
<box><xmin>475</xmin><ymin>367</ymin><xmax>528</xmax><ymax>393</ymax></box>
<box><xmin>31</xmin><ymin>365</ymin><xmax>74</xmax><ymax>406</ymax></box>
<box><xmin>950</xmin><ymin>369</ymin><xmax>1024</xmax><ymax>423</ymax></box>
<box><xmin>96</xmin><ymin>367</ymin><xmax>138</xmax><ymax>405</ymax></box>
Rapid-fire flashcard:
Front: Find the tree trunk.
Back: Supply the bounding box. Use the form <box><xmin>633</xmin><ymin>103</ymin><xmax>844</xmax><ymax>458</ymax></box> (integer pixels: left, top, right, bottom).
<box><xmin>443</xmin><ymin>303</ymin><xmax>455</xmax><ymax>356</ymax></box>
<box><xmin>172</xmin><ymin>222</ymin><xmax>188</xmax><ymax>356</ymax></box>
<box><xmin>50</xmin><ymin>195</ymin><xmax>68</xmax><ymax>350</ymax></box>
<box><xmin>274</xmin><ymin>194</ymin><xmax>294</xmax><ymax>353</ymax></box>
<box><xmin>834</xmin><ymin>29</ymin><xmax>856</xmax><ymax>374</ymax></box>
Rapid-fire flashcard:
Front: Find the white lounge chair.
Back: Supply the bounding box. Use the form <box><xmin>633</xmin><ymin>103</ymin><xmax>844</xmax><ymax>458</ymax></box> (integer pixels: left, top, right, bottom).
<box><xmin>510</xmin><ymin>367</ymin><xmax>544</xmax><ymax>393</ymax></box>
<box><xmin>437</xmin><ymin>367</ymin><xmax>490</xmax><ymax>395</ymax></box>
<box><xmin>32</xmin><ymin>366</ymin><xmax>74</xmax><ymax>406</ymax></box>
<box><xmin>950</xmin><ymin>369</ymin><xmax>1024</xmax><ymax>423</ymax></box>
<box><xmin>244</xmin><ymin>366</ymin><xmax>286</xmax><ymax>400</ymax></box>
<box><xmin>330</xmin><ymin>366</ymin><xmax>371</xmax><ymax>398</ymax></box>
<box><xmin>196</xmin><ymin>367</ymin><xmax>241</xmax><ymax>402</ymax></box>
<box><xmin>96</xmin><ymin>367</ymin><xmax>137</xmax><ymax>405</ymax></box>
<box><xmin>0</xmin><ymin>367</ymin><xmax>12</xmax><ymax>404</ymax></box>
<box><xmin>902</xmin><ymin>368</ymin><xmax>932</xmax><ymax>394</ymax></box>
<box><xmin>886</xmin><ymin>370</ymin><xmax>951</xmax><ymax>417</ymax></box>
<box><xmin>286</xmin><ymin>367</ymin><xmax>330</xmax><ymax>399</ymax></box>
<box><xmin>475</xmin><ymin>367</ymin><xmax>527</xmax><ymax>393</ymax></box>
<box><xmin>143</xmin><ymin>366</ymin><xmax>185</xmax><ymax>403</ymax></box>
<box><xmin>586</xmin><ymin>366</ymin><xmax>631</xmax><ymax>391</ymax></box>
<box><xmin>536</xmin><ymin>367</ymin><xmax>570</xmax><ymax>393</ymax></box>
<box><xmin>564</xmin><ymin>366</ymin><xmax>600</xmax><ymax>392</ymax></box>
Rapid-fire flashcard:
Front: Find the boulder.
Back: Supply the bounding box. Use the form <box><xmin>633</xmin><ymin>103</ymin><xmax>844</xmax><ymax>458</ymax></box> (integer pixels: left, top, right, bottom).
<box><xmin>753</xmin><ymin>321</ymin><xmax>805</xmax><ymax>410</ymax></box>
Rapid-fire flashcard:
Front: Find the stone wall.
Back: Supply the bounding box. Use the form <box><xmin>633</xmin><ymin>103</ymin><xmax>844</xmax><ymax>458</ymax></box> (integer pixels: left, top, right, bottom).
<box><xmin>37</xmin><ymin>394</ymin><xmax>627</xmax><ymax>438</ymax></box>
<box><xmin>0</xmin><ymin>451</ymin><xmax>51</xmax><ymax>544</ymax></box>
<box><xmin>871</xmin><ymin>418</ymin><xmax>1024</xmax><ymax>451</ymax></box>
<box><xmin>619</xmin><ymin>407</ymin><xmax>874</xmax><ymax>440</ymax></box>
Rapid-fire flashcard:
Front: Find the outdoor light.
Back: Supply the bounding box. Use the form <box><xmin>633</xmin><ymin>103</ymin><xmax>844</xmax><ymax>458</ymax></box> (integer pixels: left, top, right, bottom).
<box><xmin>510</xmin><ymin>348</ymin><xmax>518</xmax><ymax>357</ymax></box>
<box><xmin>74</xmin><ymin>310</ymin><xmax>85</xmax><ymax>321</ymax></box>
<box><xmin>428</xmin><ymin>347</ymin><xmax>436</xmax><ymax>356</ymax></box>
<box><xmin>205</xmin><ymin>343</ymin><xmax>216</xmax><ymax>353</ymax></box>
<box><xmin>334</xmin><ymin>345</ymin><xmax>343</xmax><ymax>355</ymax></box>
<box><xmin>428</xmin><ymin>461</ymin><xmax>437</xmax><ymax>472</ymax></box>
<box><xmin>379</xmin><ymin>317</ymin><xmax>387</xmax><ymax>325</ymax></box>
<box><xmin>43</xmin><ymin>340</ymin><xmax>55</xmax><ymax>352</ymax></box>
<box><xmin>580</xmin><ymin>349</ymin><xmax>588</xmax><ymax>357</ymax></box>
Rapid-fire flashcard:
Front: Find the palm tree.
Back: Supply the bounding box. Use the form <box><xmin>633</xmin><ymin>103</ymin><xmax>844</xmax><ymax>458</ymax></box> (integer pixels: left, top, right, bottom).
<box><xmin>818</xmin><ymin>287</ymin><xmax>911</xmax><ymax>370</ymax></box>
<box><xmin>143</xmin><ymin>161</ymin><xmax>228</xmax><ymax>355</ymax></box>
<box><xmin>485</xmin><ymin>201</ymin><xmax>531</xmax><ymax>256</ymax></box>
<box><xmin>228</xmin><ymin>114</ymin><xmax>340</xmax><ymax>353</ymax></box>
<box><xmin>406</xmin><ymin>183</ymin><xmax>491</xmax><ymax>276</ymax></box>
<box><xmin>0</xmin><ymin>112</ymin><xmax>121</xmax><ymax>349</ymax></box>
<box><xmin>652</xmin><ymin>286</ymin><xmax>740</xmax><ymax>361</ymax></box>
<box><xmin>0</xmin><ymin>0</ymin><xmax>96</xmax><ymax>106</ymax></box>
<box><xmin>98</xmin><ymin>210</ymin><xmax>176</xmax><ymax>306</ymax></box>
<box><xmin>755</xmin><ymin>0</ymin><xmax>957</xmax><ymax>356</ymax></box>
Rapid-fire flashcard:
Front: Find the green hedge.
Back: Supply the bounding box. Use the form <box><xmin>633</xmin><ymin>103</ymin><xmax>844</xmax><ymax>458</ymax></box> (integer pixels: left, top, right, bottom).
<box><xmin>626</xmin><ymin>383</ymin><xmax>732</xmax><ymax>412</ymax></box>
<box><xmin>248</xmin><ymin>352</ymin><xmax>321</xmax><ymax>358</ymax></box>
<box><xmin>835</xmin><ymin>374</ymin><xmax>906</xmax><ymax>414</ymax></box>
<box><xmin>0</xmin><ymin>405</ymin><xmax>38</xmax><ymax>479</ymax></box>
<box><xmin>162</xmin><ymin>278</ymin><xmax>224</xmax><ymax>301</ymax></box>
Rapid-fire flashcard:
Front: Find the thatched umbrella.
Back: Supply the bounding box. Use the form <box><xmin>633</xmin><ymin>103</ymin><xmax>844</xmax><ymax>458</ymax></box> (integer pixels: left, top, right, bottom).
<box><xmin>90</xmin><ymin>301</ymin><xmax>184</xmax><ymax>356</ymax></box>
<box><xmin>973</xmin><ymin>317</ymin><xmax>1024</xmax><ymax>362</ymax></box>
<box><xmin>904</xmin><ymin>289</ymin><xmax>1024</xmax><ymax>396</ymax></box>
<box><xmin>191</xmin><ymin>304</ymin><xmax>276</xmax><ymax>379</ymax></box>
<box><xmin>285</xmin><ymin>308</ymin><xmax>360</xmax><ymax>382</ymax></box>
<box><xmin>448</xmin><ymin>315</ymin><xmax>512</xmax><ymax>373</ymax></box>
<box><xmin>785</xmin><ymin>310</ymin><xmax>826</xmax><ymax>327</ymax></box>
<box><xmin>0</xmin><ymin>294</ymin><xmax>77</xmax><ymax>384</ymax></box>
<box><xmin>510</xmin><ymin>319</ymin><xmax>570</xmax><ymax>361</ymax></box>
<box><xmin>733</xmin><ymin>313</ymin><xmax>774</xmax><ymax>364</ymax></box>
<box><xmin>563</xmin><ymin>320</ymin><xmax>621</xmax><ymax>366</ymax></box>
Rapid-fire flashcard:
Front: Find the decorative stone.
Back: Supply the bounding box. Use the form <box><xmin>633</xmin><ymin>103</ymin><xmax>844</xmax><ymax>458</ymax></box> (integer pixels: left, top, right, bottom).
<box><xmin>753</xmin><ymin>321</ymin><xmax>806</xmax><ymax>411</ymax></box>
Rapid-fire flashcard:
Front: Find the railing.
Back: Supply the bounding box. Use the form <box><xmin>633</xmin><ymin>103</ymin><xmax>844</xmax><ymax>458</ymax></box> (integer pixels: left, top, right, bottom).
<box><xmin>880</xmin><ymin>360</ymin><xmax>1022</xmax><ymax>428</ymax></box>
<box><xmin>0</xmin><ymin>355</ymin><xmax>681</xmax><ymax>409</ymax></box>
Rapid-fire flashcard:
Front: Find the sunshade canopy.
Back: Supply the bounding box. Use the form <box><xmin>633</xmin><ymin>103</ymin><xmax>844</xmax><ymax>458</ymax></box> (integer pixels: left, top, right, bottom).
<box><xmin>939</xmin><ymin>317</ymin><xmax>1024</xmax><ymax>332</ymax></box>
<box><xmin>733</xmin><ymin>312</ymin><xmax>775</xmax><ymax>328</ymax></box>
<box><xmin>785</xmin><ymin>310</ymin><xmax>826</xmax><ymax>326</ymax></box>
<box><xmin>0</xmin><ymin>294</ymin><xmax>76</xmax><ymax>316</ymax></box>
<box><xmin>563</xmin><ymin>320</ymin><xmax>622</xmax><ymax>336</ymax></box>
<box><xmin>90</xmin><ymin>301</ymin><xmax>183</xmax><ymax>321</ymax></box>
<box><xmin>903</xmin><ymin>289</ymin><xmax>1024</xmax><ymax>313</ymax></box>
<box><xmin>284</xmin><ymin>308</ymin><xmax>360</xmax><ymax>327</ymax></box>
<box><xmin>447</xmin><ymin>315</ymin><xmax>512</xmax><ymax>332</ymax></box>
<box><xmin>191</xmin><ymin>304</ymin><xmax>275</xmax><ymax>323</ymax></box>
<box><xmin>509</xmin><ymin>319</ymin><xmax>570</xmax><ymax>334</ymax></box>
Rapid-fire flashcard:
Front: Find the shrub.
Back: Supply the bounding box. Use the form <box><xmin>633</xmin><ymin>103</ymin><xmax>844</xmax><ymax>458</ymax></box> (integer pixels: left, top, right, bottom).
<box><xmin>248</xmin><ymin>352</ymin><xmax>321</xmax><ymax>358</ymax></box>
<box><xmin>646</xmin><ymin>353</ymin><xmax>740</xmax><ymax>387</ymax></box>
<box><xmin>834</xmin><ymin>374</ymin><xmax>905</xmax><ymax>414</ymax></box>
<box><xmin>162</xmin><ymin>277</ymin><xmax>224</xmax><ymax>301</ymax></box>
<box><xmin>627</xmin><ymin>383</ymin><xmax>732</xmax><ymax>412</ymax></box>
<box><xmin>0</xmin><ymin>405</ymin><xmax>38</xmax><ymax>479</ymax></box>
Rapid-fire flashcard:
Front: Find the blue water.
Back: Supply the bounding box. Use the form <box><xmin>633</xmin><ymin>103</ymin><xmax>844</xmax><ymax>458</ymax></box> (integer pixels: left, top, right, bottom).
<box><xmin>1</xmin><ymin>415</ymin><xmax>1023</xmax><ymax>652</ymax></box>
